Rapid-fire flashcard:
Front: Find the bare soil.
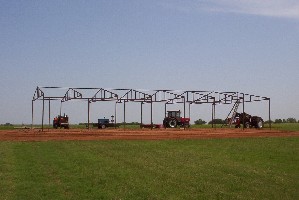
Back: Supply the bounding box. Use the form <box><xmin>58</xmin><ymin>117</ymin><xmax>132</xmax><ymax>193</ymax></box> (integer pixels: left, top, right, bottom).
<box><xmin>0</xmin><ymin>128</ymin><xmax>299</xmax><ymax>141</ymax></box>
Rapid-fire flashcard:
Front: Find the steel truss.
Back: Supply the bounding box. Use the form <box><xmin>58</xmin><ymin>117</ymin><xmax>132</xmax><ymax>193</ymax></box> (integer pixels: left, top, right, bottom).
<box><xmin>32</xmin><ymin>86</ymin><xmax>271</xmax><ymax>131</ymax></box>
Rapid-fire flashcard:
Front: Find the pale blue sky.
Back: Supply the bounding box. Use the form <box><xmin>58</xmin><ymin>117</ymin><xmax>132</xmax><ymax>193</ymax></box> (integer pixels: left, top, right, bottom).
<box><xmin>1</xmin><ymin>0</ymin><xmax>298</xmax><ymax>124</ymax></box>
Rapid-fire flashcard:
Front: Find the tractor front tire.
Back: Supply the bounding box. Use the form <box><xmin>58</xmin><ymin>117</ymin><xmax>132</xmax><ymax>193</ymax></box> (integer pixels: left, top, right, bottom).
<box><xmin>244</xmin><ymin>122</ymin><xmax>250</xmax><ymax>128</ymax></box>
<box><xmin>168</xmin><ymin>119</ymin><xmax>177</xmax><ymax>128</ymax></box>
<box><xmin>255</xmin><ymin>118</ymin><xmax>264</xmax><ymax>129</ymax></box>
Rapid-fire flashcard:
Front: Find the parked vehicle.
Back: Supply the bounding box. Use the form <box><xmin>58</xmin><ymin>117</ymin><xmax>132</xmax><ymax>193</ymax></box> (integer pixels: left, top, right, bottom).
<box><xmin>233</xmin><ymin>112</ymin><xmax>264</xmax><ymax>129</ymax></box>
<box><xmin>97</xmin><ymin>118</ymin><xmax>119</xmax><ymax>129</ymax></box>
<box><xmin>53</xmin><ymin>114</ymin><xmax>69</xmax><ymax>129</ymax></box>
<box><xmin>163</xmin><ymin>110</ymin><xmax>190</xmax><ymax>128</ymax></box>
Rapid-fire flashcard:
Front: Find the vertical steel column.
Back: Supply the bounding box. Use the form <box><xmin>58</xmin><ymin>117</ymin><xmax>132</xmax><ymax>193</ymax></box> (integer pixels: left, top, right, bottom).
<box><xmin>183</xmin><ymin>97</ymin><xmax>186</xmax><ymax>130</ymax></box>
<box><xmin>114</xmin><ymin>102</ymin><xmax>117</xmax><ymax>129</ymax></box>
<box><xmin>140</xmin><ymin>102</ymin><xmax>143</xmax><ymax>128</ymax></box>
<box><xmin>124</xmin><ymin>101</ymin><xmax>126</xmax><ymax>130</ymax></box>
<box><xmin>189</xmin><ymin>103</ymin><xmax>191</xmax><ymax>118</ymax></box>
<box><xmin>88</xmin><ymin>99</ymin><xmax>90</xmax><ymax>129</ymax></box>
<box><xmin>31</xmin><ymin>100</ymin><xmax>34</xmax><ymax>129</ymax></box>
<box><xmin>213</xmin><ymin>103</ymin><xmax>216</xmax><ymax>129</ymax></box>
<box><xmin>42</xmin><ymin>97</ymin><xmax>45</xmax><ymax>132</ymax></box>
<box><xmin>59</xmin><ymin>101</ymin><xmax>62</xmax><ymax>116</ymax></box>
<box><xmin>48</xmin><ymin>99</ymin><xmax>51</xmax><ymax>129</ymax></box>
<box><xmin>269</xmin><ymin>98</ymin><xmax>271</xmax><ymax>130</ymax></box>
<box><xmin>165</xmin><ymin>103</ymin><xmax>167</xmax><ymax>118</ymax></box>
<box><xmin>211</xmin><ymin>103</ymin><xmax>214</xmax><ymax>128</ymax></box>
<box><xmin>164</xmin><ymin>103</ymin><xmax>167</xmax><ymax>129</ymax></box>
<box><xmin>242</xmin><ymin>94</ymin><xmax>245</xmax><ymax>130</ymax></box>
<box><xmin>151</xmin><ymin>99</ymin><xmax>153</xmax><ymax>129</ymax></box>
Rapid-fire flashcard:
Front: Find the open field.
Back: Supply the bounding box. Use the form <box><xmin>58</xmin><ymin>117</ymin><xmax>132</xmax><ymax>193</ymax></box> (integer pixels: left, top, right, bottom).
<box><xmin>1</xmin><ymin>128</ymin><xmax>298</xmax><ymax>199</ymax></box>
<box><xmin>1</xmin><ymin>136</ymin><xmax>298</xmax><ymax>199</ymax></box>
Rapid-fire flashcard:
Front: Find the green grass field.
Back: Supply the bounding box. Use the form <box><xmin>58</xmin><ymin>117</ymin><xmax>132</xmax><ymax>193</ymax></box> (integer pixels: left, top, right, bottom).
<box><xmin>192</xmin><ymin>123</ymin><xmax>299</xmax><ymax>131</ymax></box>
<box><xmin>1</xmin><ymin>137</ymin><xmax>298</xmax><ymax>199</ymax></box>
<box><xmin>3</xmin><ymin>123</ymin><xmax>299</xmax><ymax>131</ymax></box>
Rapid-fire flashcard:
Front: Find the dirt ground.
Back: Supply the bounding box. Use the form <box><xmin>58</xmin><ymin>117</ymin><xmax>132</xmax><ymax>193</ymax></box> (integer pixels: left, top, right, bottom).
<box><xmin>1</xmin><ymin>128</ymin><xmax>299</xmax><ymax>141</ymax></box>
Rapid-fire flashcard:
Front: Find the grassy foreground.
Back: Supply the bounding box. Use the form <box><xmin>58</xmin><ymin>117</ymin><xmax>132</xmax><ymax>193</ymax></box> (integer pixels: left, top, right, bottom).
<box><xmin>1</xmin><ymin>138</ymin><xmax>298</xmax><ymax>199</ymax></box>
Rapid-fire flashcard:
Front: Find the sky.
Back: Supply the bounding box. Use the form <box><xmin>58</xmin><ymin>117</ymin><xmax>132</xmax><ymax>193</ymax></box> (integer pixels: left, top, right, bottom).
<box><xmin>0</xmin><ymin>0</ymin><xmax>298</xmax><ymax>124</ymax></box>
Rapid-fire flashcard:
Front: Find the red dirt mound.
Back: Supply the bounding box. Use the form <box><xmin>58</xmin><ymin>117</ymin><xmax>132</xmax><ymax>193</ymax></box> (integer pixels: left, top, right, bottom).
<box><xmin>0</xmin><ymin>128</ymin><xmax>298</xmax><ymax>141</ymax></box>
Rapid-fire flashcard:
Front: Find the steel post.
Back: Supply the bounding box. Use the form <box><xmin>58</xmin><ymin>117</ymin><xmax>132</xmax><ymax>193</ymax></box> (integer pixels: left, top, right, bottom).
<box><xmin>140</xmin><ymin>102</ymin><xmax>143</xmax><ymax>128</ymax></box>
<box><xmin>164</xmin><ymin>103</ymin><xmax>167</xmax><ymax>129</ymax></box>
<box><xmin>60</xmin><ymin>102</ymin><xmax>62</xmax><ymax>116</ymax></box>
<box><xmin>269</xmin><ymin>98</ymin><xmax>271</xmax><ymax>130</ymax></box>
<box><xmin>211</xmin><ymin>103</ymin><xmax>214</xmax><ymax>128</ymax></box>
<box><xmin>242</xmin><ymin>94</ymin><xmax>245</xmax><ymax>130</ymax></box>
<box><xmin>48</xmin><ymin>99</ymin><xmax>51</xmax><ymax>129</ymax></box>
<box><xmin>165</xmin><ymin>103</ymin><xmax>167</xmax><ymax>118</ymax></box>
<box><xmin>114</xmin><ymin>102</ymin><xmax>117</xmax><ymax>129</ymax></box>
<box><xmin>189</xmin><ymin>103</ymin><xmax>191</xmax><ymax>118</ymax></box>
<box><xmin>151</xmin><ymin>100</ymin><xmax>153</xmax><ymax>129</ymax></box>
<box><xmin>42</xmin><ymin>97</ymin><xmax>45</xmax><ymax>132</ymax></box>
<box><xmin>124</xmin><ymin>101</ymin><xmax>126</xmax><ymax>130</ymax></box>
<box><xmin>31</xmin><ymin>100</ymin><xmax>34</xmax><ymax>129</ymax></box>
<box><xmin>183</xmin><ymin>96</ymin><xmax>186</xmax><ymax>130</ymax></box>
<box><xmin>88</xmin><ymin>99</ymin><xmax>90</xmax><ymax>129</ymax></box>
<box><xmin>213</xmin><ymin>103</ymin><xmax>216</xmax><ymax>129</ymax></box>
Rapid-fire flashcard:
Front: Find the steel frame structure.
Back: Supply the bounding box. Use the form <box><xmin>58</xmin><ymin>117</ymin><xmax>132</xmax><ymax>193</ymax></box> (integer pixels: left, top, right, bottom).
<box><xmin>32</xmin><ymin>86</ymin><xmax>271</xmax><ymax>131</ymax></box>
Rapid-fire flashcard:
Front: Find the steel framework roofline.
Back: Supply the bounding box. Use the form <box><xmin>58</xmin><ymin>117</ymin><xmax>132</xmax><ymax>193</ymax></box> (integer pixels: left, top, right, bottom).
<box><xmin>33</xmin><ymin>86</ymin><xmax>270</xmax><ymax>104</ymax></box>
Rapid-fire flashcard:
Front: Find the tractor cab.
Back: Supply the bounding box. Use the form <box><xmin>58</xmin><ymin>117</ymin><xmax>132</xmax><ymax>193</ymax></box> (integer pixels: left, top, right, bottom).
<box><xmin>167</xmin><ymin>110</ymin><xmax>181</xmax><ymax>118</ymax></box>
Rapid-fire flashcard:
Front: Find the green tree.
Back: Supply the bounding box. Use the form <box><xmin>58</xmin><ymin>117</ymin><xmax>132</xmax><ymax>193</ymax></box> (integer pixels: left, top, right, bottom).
<box><xmin>194</xmin><ymin>119</ymin><xmax>206</xmax><ymax>125</ymax></box>
<box><xmin>286</xmin><ymin>118</ymin><xmax>297</xmax><ymax>123</ymax></box>
<box><xmin>208</xmin><ymin>119</ymin><xmax>225</xmax><ymax>124</ymax></box>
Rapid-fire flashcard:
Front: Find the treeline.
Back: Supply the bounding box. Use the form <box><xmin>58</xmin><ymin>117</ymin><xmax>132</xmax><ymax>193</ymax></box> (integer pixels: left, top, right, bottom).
<box><xmin>194</xmin><ymin>119</ymin><xmax>226</xmax><ymax>125</ymax></box>
<box><xmin>273</xmin><ymin>118</ymin><xmax>298</xmax><ymax>123</ymax></box>
<box><xmin>0</xmin><ymin>123</ymin><xmax>13</xmax><ymax>126</ymax></box>
<box><xmin>79</xmin><ymin>122</ymin><xmax>140</xmax><ymax>125</ymax></box>
<box><xmin>194</xmin><ymin>118</ymin><xmax>299</xmax><ymax>125</ymax></box>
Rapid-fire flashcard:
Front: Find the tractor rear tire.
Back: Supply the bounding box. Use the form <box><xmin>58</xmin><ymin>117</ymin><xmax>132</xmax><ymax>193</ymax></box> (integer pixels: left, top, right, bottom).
<box><xmin>168</xmin><ymin>119</ymin><xmax>177</xmax><ymax>128</ymax></box>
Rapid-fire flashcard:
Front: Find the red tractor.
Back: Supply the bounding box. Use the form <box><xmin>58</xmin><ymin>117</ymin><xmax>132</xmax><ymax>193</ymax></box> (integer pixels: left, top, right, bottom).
<box><xmin>233</xmin><ymin>112</ymin><xmax>264</xmax><ymax>129</ymax></box>
<box><xmin>163</xmin><ymin>110</ymin><xmax>190</xmax><ymax>128</ymax></box>
<box><xmin>53</xmin><ymin>114</ymin><xmax>69</xmax><ymax>129</ymax></box>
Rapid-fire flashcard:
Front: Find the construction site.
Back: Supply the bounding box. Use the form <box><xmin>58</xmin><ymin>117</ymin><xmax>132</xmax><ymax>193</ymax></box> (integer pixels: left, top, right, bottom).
<box><xmin>1</xmin><ymin>86</ymin><xmax>298</xmax><ymax>141</ymax></box>
<box><xmin>31</xmin><ymin>86</ymin><xmax>272</xmax><ymax>129</ymax></box>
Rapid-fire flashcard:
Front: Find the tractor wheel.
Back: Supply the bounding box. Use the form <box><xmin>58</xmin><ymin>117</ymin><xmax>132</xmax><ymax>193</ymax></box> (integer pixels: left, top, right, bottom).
<box><xmin>53</xmin><ymin>124</ymin><xmax>58</xmax><ymax>129</ymax></box>
<box><xmin>244</xmin><ymin>122</ymin><xmax>250</xmax><ymax>128</ymax></box>
<box><xmin>168</xmin><ymin>119</ymin><xmax>177</xmax><ymax>128</ymax></box>
<box><xmin>101</xmin><ymin>124</ymin><xmax>106</xmax><ymax>129</ymax></box>
<box><xmin>255</xmin><ymin>118</ymin><xmax>264</xmax><ymax>129</ymax></box>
